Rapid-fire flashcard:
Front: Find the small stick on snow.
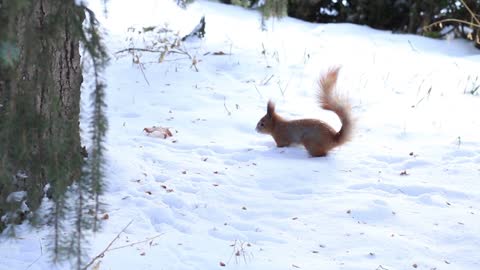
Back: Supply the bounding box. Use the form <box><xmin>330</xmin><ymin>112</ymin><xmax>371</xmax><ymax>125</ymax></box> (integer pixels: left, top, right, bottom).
<box><xmin>138</xmin><ymin>63</ymin><xmax>150</xmax><ymax>86</ymax></box>
<box><xmin>407</xmin><ymin>40</ymin><xmax>418</xmax><ymax>52</ymax></box>
<box><xmin>114</xmin><ymin>47</ymin><xmax>165</xmax><ymax>54</ymax></box>
<box><xmin>224</xmin><ymin>97</ymin><xmax>231</xmax><ymax>116</ymax></box>
<box><xmin>253</xmin><ymin>84</ymin><xmax>263</xmax><ymax>99</ymax></box>
<box><xmin>262</xmin><ymin>74</ymin><xmax>274</xmax><ymax>85</ymax></box>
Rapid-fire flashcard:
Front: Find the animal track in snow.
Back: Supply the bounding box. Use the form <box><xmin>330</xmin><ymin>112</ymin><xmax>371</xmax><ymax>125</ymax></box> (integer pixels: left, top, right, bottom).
<box><xmin>348</xmin><ymin>183</ymin><xmax>468</xmax><ymax>199</ymax></box>
<box><xmin>348</xmin><ymin>199</ymin><xmax>394</xmax><ymax>223</ymax></box>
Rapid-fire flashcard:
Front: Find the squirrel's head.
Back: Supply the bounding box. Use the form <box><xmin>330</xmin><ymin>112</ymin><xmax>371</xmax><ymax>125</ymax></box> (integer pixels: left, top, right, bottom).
<box><xmin>256</xmin><ymin>100</ymin><xmax>275</xmax><ymax>134</ymax></box>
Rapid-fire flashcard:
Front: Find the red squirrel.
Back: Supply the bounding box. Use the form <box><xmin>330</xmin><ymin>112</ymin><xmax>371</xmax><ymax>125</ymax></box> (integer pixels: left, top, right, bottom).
<box><xmin>256</xmin><ymin>67</ymin><xmax>352</xmax><ymax>157</ymax></box>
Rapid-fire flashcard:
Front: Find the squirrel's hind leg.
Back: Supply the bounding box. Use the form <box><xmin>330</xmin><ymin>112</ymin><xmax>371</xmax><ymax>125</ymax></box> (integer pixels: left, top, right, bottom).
<box><xmin>302</xmin><ymin>138</ymin><xmax>328</xmax><ymax>157</ymax></box>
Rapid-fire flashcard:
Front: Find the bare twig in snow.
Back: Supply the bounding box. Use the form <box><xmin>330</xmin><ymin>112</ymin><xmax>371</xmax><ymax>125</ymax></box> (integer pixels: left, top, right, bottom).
<box><xmin>107</xmin><ymin>233</ymin><xmax>165</xmax><ymax>252</ymax></box>
<box><xmin>224</xmin><ymin>97</ymin><xmax>231</xmax><ymax>116</ymax></box>
<box><xmin>138</xmin><ymin>63</ymin><xmax>150</xmax><ymax>86</ymax></box>
<box><xmin>407</xmin><ymin>40</ymin><xmax>418</xmax><ymax>52</ymax></box>
<box><xmin>82</xmin><ymin>219</ymin><xmax>134</xmax><ymax>270</ymax></box>
<box><xmin>253</xmin><ymin>84</ymin><xmax>263</xmax><ymax>99</ymax></box>
<box><xmin>262</xmin><ymin>74</ymin><xmax>274</xmax><ymax>85</ymax></box>
<box><xmin>25</xmin><ymin>239</ymin><xmax>43</xmax><ymax>270</ymax></box>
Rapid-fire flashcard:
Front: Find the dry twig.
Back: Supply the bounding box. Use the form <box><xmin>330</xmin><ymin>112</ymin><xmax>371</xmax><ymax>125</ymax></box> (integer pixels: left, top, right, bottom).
<box><xmin>82</xmin><ymin>219</ymin><xmax>134</xmax><ymax>270</ymax></box>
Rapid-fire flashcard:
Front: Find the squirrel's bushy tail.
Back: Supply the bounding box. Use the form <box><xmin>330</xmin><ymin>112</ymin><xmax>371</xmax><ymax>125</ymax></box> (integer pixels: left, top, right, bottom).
<box><xmin>317</xmin><ymin>67</ymin><xmax>353</xmax><ymax>146</ymax></box>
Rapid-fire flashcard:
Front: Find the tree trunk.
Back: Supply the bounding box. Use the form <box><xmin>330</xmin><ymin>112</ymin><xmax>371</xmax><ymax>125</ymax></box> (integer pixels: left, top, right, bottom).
<box><xmin>0</xmin><ymin>0</ymin><xmax>83</xmax><ymax>230</ymax></box>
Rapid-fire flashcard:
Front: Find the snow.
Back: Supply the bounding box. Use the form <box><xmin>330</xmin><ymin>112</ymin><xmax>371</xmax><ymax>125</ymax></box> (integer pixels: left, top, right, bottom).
<box><xmin>1</xmin><ymin>0</ymin><xmax>480</xmax><ymax>270</ymax></box>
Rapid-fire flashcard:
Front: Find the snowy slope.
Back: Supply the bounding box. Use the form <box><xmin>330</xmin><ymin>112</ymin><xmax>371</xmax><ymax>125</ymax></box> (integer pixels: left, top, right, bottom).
<box><xmin>1</xmin><ymin>1</ymin><xmax>480</xmax><ymax>270</ymax></box>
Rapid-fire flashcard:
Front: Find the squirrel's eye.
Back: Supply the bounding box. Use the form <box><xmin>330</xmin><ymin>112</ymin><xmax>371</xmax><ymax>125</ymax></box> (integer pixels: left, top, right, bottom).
<box><xmin>260</xmin><ymin>123</ymin><xmax>264</xmax><ymax>126</ymax></box>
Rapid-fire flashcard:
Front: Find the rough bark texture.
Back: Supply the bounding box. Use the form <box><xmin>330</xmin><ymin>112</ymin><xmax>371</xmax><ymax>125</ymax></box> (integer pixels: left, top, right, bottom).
<box><xmin>0</xmin><ymin>0</ymin><xmax>83</xmax><ymax>230</ymax></box>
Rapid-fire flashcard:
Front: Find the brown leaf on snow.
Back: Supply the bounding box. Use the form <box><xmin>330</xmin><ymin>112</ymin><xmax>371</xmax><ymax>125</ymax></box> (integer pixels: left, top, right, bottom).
<box><xmin>101</xmin><ymin>213</ymin><xmax>109</xmax><ymax>220</ymax></box>
<box><xmin>219</xmin><ymin>262</ymin><xmax>226</xmax><ymax>267</ymax></box>
<box><xmin>140</xmin><ymin>252</ymin><xmax>146</xmax><ymax>256</ymax></box>
<box><xmin>143</xmin><ymin>126</ymin><xmax>173</xmax><ymax>138</ymax></box>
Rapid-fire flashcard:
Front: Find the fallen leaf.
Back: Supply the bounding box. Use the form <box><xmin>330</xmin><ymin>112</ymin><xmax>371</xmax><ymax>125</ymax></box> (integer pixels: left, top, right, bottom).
<box><xmin>102</xmin><ymin>213</ymin><xmax>109</xmax><ymax>220</ymax></box>
<box><xmin>140</xmin><ymin>252</ymin><xmax>146</xmax><ymax>256</ymax></box>
<box><xmin>219</xmin><ymin>262</ymin><xmax>226</xmax><ymax>267</ymax></box>
<box><xmin>400</xmin><ymin>170</ymin><xmax>408</xmax><ymax>176</ymax></box>
<box><xmin>412</xmin><ymin>263</ymin><xmax>418</xmax><ymax>268</ymax></box>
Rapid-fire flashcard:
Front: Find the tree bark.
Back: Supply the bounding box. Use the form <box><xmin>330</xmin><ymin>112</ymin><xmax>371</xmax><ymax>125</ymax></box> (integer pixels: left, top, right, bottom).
<box><xmin>0</xmin><ymin>0</ymin><xmax>83</xmax><ymax>230</ymax></box>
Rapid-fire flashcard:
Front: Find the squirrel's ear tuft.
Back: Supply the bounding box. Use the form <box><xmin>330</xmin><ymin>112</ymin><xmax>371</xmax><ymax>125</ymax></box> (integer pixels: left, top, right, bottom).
<box><xmin>267</xmin><ymin>100</ymin><xmax>275</xmax><ymax>116</ymax></box>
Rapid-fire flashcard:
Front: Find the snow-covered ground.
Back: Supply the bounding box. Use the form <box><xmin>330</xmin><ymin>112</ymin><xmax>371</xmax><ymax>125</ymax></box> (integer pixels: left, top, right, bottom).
<box><xmin>1</xmin><ymin>1</ymin><xmax>480</xmax><ymax>269</ymax></box>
